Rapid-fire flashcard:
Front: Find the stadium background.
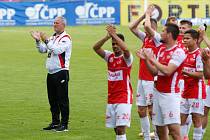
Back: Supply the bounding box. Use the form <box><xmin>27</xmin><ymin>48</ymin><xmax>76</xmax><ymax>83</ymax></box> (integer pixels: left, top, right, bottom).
<box><xmin>0</xmin><ymin>0</ymin><xmax>210</xmax><ymax>140</ymax></box>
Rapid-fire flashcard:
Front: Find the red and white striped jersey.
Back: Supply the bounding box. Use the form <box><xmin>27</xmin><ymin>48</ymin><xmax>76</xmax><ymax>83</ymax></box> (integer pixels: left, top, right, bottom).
<box><xmin>177</xmin><ymin>35</ymin><xmax>188</xmax><ymax>53</ymax></box>
<box><xmin>104</xmin><ymin>51</ymin><xmax>133</xmax><ymax>104</ymax></box>
<box><xmin>177</xmin><ymin>34</ymin><xmax>183</xmax><ymax>44</ymax></box>
<box><xmin>182</xmin><ymin>48</ymin><xmax>206</xmax><ymax>99</ymax></box>
<box><xmin>36</xmin><ymin>31</ymin><xmax>72</xmax><ymax>74</ymax></box>
<box><xmin>156</xmin><ymin>45</ymin><xmax>186</xmax><ymax>93</ymax></box>
<box><xmin>136</xmin><ymin>31</ymin><xmax>161</xmax><ymax>81</ymax></box>
<box><xmin>208</xmin><ymin>80</ymin><xmax>210</xmax><ymax>86</ymax></box>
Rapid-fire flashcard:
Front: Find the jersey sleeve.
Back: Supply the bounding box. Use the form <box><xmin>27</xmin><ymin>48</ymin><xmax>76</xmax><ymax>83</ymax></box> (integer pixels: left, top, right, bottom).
<box><xmin>153</xmin><ymin>31</ymin><xmax>162</xmax><ymax>47</ymax></box>
<box><xmin>36</xmin><ymin>41</ymin><xmax>48</xmax><ymax>53</ymax></box>
<box><xmin>196</xmin><ymin>55</ymin><xmax>203</xmax><ymax>72</ymax></box>
<box><xmin>169</xmin><ymin>48</ymin><xmax>186</xmax><ymax>67</ymax></box>
<box><xmin>124</xmin><ymin>53</ymin><xmax>133</xmax><ymax>67</ymax></box>
<box><xmin>136</xmin><ymin>31</ymin><xmax>146</xmax><ymax>41</ymax></box>
<box><xmin>104</xmin><ymin>50</ymin><xmax>112</xmax><ymax>62</ymax></box>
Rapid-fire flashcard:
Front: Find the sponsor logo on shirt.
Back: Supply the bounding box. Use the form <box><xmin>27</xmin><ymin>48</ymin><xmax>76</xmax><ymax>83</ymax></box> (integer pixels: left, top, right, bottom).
<box><xmin>108</xmin><ymin>70</ymin><xmax>123</xmax><ymax>81</ymax></box>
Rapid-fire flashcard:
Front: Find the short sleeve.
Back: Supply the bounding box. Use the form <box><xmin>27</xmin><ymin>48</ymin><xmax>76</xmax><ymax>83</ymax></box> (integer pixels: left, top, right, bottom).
<box><xmin>124</xmin><ymin>54</ymin><xmax>133</xmax><ymax>67</ymax></box>
<box><xmin>136</xmin><ymin>31</ymin><xmax>146</xmax><ymax>41</ymax></box>
<box><xmin>153</xmin><ymin>31</ymin><xmax>162</xmax><ymax>47</ymax></box>
<box><xmin>104</xmin><ymin>50</ymin><xmax>112</xmax><ymax>62</ymax></box>
<box><xmin>196</xmin><ymin>55</ymin><xmax>203</xmax><ymax>71</ymax></box>
<box><xmin>169</xmin><ymin>48</ymin><xmax>186</xmax><ymax>66</ymax></box>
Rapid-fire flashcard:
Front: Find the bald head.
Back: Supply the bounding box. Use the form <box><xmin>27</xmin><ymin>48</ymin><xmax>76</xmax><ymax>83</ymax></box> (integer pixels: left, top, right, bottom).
<box><xmin>53</xmin><ymin>16</ymin><xmax>66</xmax><ymax>34</ymax></box>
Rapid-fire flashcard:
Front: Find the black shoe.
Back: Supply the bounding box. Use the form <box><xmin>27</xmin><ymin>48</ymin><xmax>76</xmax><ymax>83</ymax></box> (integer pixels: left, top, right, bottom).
<box><xmin>43</xmin><ymin>123</ymin><xmax>60</xmax><ymax>130</ymax></box>
<box><xmin>55</xmin><ymin>125</ymin><xmax>68</xmax><ymax>132</ymax></box>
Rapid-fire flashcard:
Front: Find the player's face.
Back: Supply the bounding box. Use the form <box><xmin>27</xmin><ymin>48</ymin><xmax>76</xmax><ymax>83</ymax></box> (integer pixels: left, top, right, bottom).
<box><xmin>183</xmin><ymin>33</ymin><xmax>196</xmax><ymax>50</ymax></box>
<box><xmin>53</xmin><ymin>18</ymin><xmax>65</xmax><ymax>34</ymax></box>
<box><xmin>112</xmin><ymin>40</ymin><xmax>122</xmax><ymax>55</ymax></box>
<box><xmin>179</xmin><ymin>24</ymin><xmax>191</xmax><ymax>35</ymax></box>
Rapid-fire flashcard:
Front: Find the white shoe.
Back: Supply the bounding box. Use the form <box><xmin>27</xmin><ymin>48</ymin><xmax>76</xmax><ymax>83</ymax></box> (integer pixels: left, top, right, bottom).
<box><xmin>150</xmin><ymin>132</ymin><xmax>155</xmax><ymax>139</ymax></box>
<box><xmin>138</xmin><ymin>132</ymin><xmax>155</xmax><ymax>138</ymax></box>
<box><xmin>138</xmin><ymin>132</ymin><xmax>143</xmax><ymax>137</ymax></box>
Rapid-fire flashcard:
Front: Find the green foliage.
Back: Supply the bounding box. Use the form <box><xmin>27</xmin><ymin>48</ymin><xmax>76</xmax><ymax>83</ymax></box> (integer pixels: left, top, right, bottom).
<box><xmin>0</xmin><ymin>25</ymin><xmax>209</xmax><ymax>140</ymax></box>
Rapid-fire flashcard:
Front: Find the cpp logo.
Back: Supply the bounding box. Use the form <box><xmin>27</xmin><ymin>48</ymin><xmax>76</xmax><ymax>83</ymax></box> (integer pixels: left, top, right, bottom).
<box><xmin>0</xmin><ymin>8</ymin><xmax>15</xmax><ymax>20</ymax></box>
<box><xmin>75</xmin><ymin>2</ymin><xmax>115</xmax><ymax>18</ymax></box>
<box><xmin>25</xmin><ymin>4</ymin><xmax>65</xmax><ymax>20</ymax></box>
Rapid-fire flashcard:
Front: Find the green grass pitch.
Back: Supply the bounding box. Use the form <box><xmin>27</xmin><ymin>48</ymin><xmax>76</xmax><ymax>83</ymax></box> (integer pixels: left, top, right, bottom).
<box><xmin>0</xmin><ymin>25</ymin><xmax>209</xmax><ymax>140</ymax></box>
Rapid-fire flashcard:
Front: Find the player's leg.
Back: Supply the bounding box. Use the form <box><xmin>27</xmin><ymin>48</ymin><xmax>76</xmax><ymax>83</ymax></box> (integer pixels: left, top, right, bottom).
<box><xmin>115</xmin><ymin>126</ymin><xmax>127</xmax><ymax>140</ymax></box>
<box><xmin>190</xmin><ymin>99</ymin><xmax>205</xmax><ymax>140</ymax></box>
<box><xmin>192</xmin><ymin>113</ymin><xmax>203</xmax><ymax>140</ymax></box>
<box><xmin>168</xmin><ymin>124</ymin><xmax>181</xmax><ymax>140</ymax></box>
<box><xmin>156</xmin><ymin>126</ymin><xmax>169</xmax><ymax>140</ymax></box>
<box><xmin>180</xmin><ymin>98</ymin><xmax>190</xmax><ymax>139</ymax></box>
<box><xmin>202</xmin><ymin>106</ymin><xmax>209</xmax><ymax>138</ymax></box>
<box><xmin>180</xmin><ymin>113</ymin><xmax>189</xmax><ymax>139</ymax></box>
<box><xmin>202</xmin><ymin>85</ymin><xmax>210</xmax><ymax>138</ymax></box>
<box><xmin>115</xmin><ymin>104</ymin><xmax>132</xmax><ymax>140</ymax></box>
<box><xmin>136</xmin><ymin>80</ymin><xmax>151</xmax><ymax>140</ymax></box>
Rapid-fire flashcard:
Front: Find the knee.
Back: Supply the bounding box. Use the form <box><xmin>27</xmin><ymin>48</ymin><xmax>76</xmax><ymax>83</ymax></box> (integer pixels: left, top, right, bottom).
<box><xmin>192</xmin><ymin>117</ymin><xmax>202</xmax><ymax>127</ymax></box>
<box><xmin>116</xmin><ymin>126</ymin><xmax>126</xmax><ymax>135</ymax></box>
<box><xmin>137</xmin><ymin>107</ymin><xmax>147</xmax><ymax>118</ymax></box>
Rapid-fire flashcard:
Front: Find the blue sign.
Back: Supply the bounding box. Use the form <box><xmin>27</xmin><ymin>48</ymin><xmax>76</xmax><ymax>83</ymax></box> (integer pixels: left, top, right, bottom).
<box><xmin>0</xmin><ymin>2</ymin><xmax>70</xmax><ymax>26</ymax></box>
<box><xmin>68</xmin><ymin>0</ymin><xmax>120</xmax><ymax>25</ymax></box>
<box><xmin>0</xmin><ymin>1</ymin><xmax>120</xmax><ymax>26</ymax></box>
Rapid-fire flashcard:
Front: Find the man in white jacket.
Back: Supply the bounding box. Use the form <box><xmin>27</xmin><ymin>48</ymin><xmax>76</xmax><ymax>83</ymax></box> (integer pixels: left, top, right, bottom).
<box><xmin>30</xmin><ymin>16</ymin><xmax>72</xmax><ymax>132</ymax></box>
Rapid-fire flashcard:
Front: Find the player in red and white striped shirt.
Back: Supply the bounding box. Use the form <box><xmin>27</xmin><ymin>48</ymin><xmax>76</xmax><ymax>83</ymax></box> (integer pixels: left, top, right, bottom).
<box><xmin>129</xmin><ymin>5</ymin><xmax>160</xmax><ymax>140</ymax></box>
<box><xmin>180</xmin><ymin>29</ymin><xmax>206</xmax><ymax>140</ymax></box>
<box><xmin>93</xmin><ymin>25</ymin><xmax>133</xmax><ymax>140</ymax></box>
<box><xmin>137</xmin><ymin>23</ymin><xmax>185</xmax><ymax>140</ymax></box>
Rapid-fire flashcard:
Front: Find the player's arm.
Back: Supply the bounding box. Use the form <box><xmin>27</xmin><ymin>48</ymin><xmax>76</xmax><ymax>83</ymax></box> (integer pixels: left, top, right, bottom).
<box><xmin>183</xmin><ymin>55</ymin><xmax>204</xmax><ymax>79</ymax></box>
<box><xmin>128</xmin><ymin>13</ymin><xmax>145</xmax><ymax>40</ymax></box>
<box><xmin>148</xmin><ymin>48</ymin><xmax>185</xmax><ymax>76</ymax></box>
<box><xmin>144</xmin><ymin>5</ymin><xmax>156</xmax><ymax>37</ymax></box>
<box><xmin>30</xmin><ymin>31</ymin><xmax>47</xmax><ymax>53</ymax></box>
<box><xmin>201</xmin><ymin>30</ymin><xmax>210</xmax><ymax>48</ymax></box>
<box><xmin>202</xmin><ymin>49</ymin><xmax>210</xmax><ymax>78</ymax></box>
<box><xmin>150</xmin><ymin>57</ymin><xmax>178</xmax><ymax>76</ymax></box>
<box><xmin>93</xmin><ymin>34</ymin><xmax>110</xmax><ymax>59</ymax></box>
<box><xmin>107</xmin><ymin>25</ymin><xmax>130</xmax><ymax>59</ymax></box>
<box><xmin>182</xmin><ymin>71</ymin><xmax>203</xmax><ymax>79</ymax></box>
<box><xmin>203</xmin><ymin>60</ymin><xmax>210</xmax><ymax>79</ymax></box>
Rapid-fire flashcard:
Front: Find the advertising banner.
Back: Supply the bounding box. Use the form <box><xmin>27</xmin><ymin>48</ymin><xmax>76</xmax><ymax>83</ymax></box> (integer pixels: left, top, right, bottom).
<box><xmin>0</xmin><ymin>0</ymin><xmax>120</xmax><ymax>26</ymax></box>
<box><xmin>0</xmin><ymin>2</ymin><xmax>70</xmax><ymax>26</ymax></box>
<box><xmin>68</xmin><ymin>0</ymin><xmax>120</xmax><ymax>25</ymax></box>
<box><xmin>120</xmin><ymin>0</ymin><xmax>210</xmax><ymax>25</ymax></box>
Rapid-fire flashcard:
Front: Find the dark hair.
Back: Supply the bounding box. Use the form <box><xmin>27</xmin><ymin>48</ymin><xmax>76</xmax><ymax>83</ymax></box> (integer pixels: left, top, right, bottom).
<box><xmin>165</xmin><ymin>23</ymin><xmax>180</xmax><ymax>40</ymax></box>
<box><xmin>180</xmin><ymin>20</ymin><xmax>192</xmax><ymax>27</ymax></box>
<box><xmin>166</xmin><ymin>16</ymin><xmax>177</xmax><ymax>24</ymax></box>
<box><xmin>184</xmin><ymin>29</ymin><xmax>199</xmax><ymax>40</ymax></box>
<box><xmin>116</xmin><ymin>33</ymin><xmax>125</xmax><ymax>41</ymax></box>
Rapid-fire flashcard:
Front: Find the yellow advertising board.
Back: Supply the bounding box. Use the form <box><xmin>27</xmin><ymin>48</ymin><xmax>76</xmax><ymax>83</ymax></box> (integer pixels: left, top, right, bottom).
<box><xmin>121</xmin><ymin>0</ymin><xmax>210</xmax><ymax>25</ymax></box>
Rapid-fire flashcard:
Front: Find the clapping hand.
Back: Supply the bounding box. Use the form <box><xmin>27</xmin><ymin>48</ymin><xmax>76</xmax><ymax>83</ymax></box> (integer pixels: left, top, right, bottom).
<box><xmin>30</xmin><ymin>31</ymin><xmax>41</xmax><ymax>41</ymax></box>
<box><xmin>201</xmin><ymin>48</ymin><xmax>210</xmax><ymax>63</ymax></box>
<box><xmin>136</xmin><ymin>49</ymin><xmax>146</xmax><ymax>59</ymax></box>
<box><xmin>40</xmin><ymin>32</ymin><xmax>49</xmax><ymax>42</ymax></box>
<box><xmin>106</xmin><ymin>24</ymin><xmax>116</xmax><ymax>37</ymax></box>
